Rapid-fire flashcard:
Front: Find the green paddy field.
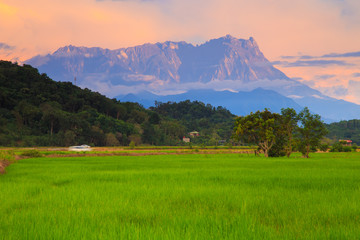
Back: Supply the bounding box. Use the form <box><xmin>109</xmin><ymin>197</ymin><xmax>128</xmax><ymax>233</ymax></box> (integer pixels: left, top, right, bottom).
<box><xmin>1</xmin><ymin>152</ymin><xmax>360</xmax><ymax>239</ymax></box>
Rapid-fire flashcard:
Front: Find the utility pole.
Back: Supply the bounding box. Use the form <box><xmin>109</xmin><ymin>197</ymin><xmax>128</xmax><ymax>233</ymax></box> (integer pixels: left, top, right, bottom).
<box><xmin>74</xmin><ymin>77</ymin><xmax>77</xmax><ymax>86</ymax></box>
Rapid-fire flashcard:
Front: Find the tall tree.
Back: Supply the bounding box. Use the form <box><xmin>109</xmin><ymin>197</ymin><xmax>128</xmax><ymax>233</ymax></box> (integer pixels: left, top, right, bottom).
<box><xmin>40</xmin><ymin>102</ymin><xmax>63</xmax><ymax>137</ymax></box>
<box><xmin>297</xmin><ymin>107</ymin><xmax>328</xmax><ymax>158</ymax></box>
<box><xmin>234</xmin><ymin>109</ymin><xmax>280</xmax><ymax>157</ymax></box>
<box><xmin>281</xmin><ymin>108</ymin><xmax>299</xmax><ymax>157</ymax></box>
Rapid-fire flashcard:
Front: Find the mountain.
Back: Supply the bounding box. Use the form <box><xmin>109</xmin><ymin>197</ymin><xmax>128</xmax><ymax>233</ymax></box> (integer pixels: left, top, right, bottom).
<box><xmin>25</xmin><ymin>35</ymin><xmax>360</xmax><ymax>122</ymax></box>
<box><xmin>26</xmin><ymin>35</ymin><xmax>319</xmax><ymax>97</ymax></box>
<box><xmin>119</xmin><ymin>88</ymin><xmax>303</xmax><ymax>117</ymax></box>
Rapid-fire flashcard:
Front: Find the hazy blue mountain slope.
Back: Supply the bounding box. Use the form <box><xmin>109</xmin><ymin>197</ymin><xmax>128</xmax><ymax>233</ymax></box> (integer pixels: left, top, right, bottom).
<box><xmin>119</xmin><ymin>88</ymin><xmax>303</xmax><ymax>117</ymax></box>
<box><xmin>294</xmin><ymin>97</ymin><xmax>360</xmax><ymax>122</ymax></box>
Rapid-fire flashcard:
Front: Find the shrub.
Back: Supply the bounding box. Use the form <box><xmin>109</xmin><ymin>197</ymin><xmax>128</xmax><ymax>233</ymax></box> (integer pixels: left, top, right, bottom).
<box><xmin>352</xmin><ymin>144</ymin><xmax>358</xmax><ymax>151</ymax></box>
<box><xmin>329</xmin><ymin>142</ymin><xmax>353</xmax><ymax>152</ymax></box>
<box><xmin>343</xmin><ymin>146</ymin><xmax>352</xmax><ymax>152</ymax></box>
<box><xmin>0</xmin><ymin>150</ymin><xmax>15</xmax><ymax>161</ymax></box>
<box><xmin>319</xmin><ymin>144</ymin><xmax>329</xmax><ymax>152</ymax></box>
<box><xmin>20</xmin><ymin>149</ymin><xmax>43</xmax><ymax>158</ymax></box>
<box><xmin>129</xmin><ymin>141</ymin><xmax>136</xmax><ymax>149</ymax></box>
<box><xmin>310</xmin><ymin>146</ymin><xmax>318</xmax><ymax>152</ymax></box>
<box><xmin>105</xmin><ymin>133</ymin><xmax>120</xmax><ymax>146</ymax></box>
<box><xmin>330</xmin><ymin>142</ymin><xmax>343</xmax><ymax>152</ymax></box>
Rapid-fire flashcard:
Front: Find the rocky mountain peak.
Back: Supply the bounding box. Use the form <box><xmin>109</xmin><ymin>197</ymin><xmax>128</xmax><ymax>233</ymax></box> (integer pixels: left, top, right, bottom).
<box><xmin>26</xmin><ymin>35</ymin><xmax>289</xmax><ymax>91</ymax></box>
<box><xmin>53</xmin><ymin>45</ymin><xmax>110</xmax><ymax>58</ymax></box>
<box><xmin>53</xmin><ymin>45</ymin><xmax>81</xmax><ymax>56</ymax></box>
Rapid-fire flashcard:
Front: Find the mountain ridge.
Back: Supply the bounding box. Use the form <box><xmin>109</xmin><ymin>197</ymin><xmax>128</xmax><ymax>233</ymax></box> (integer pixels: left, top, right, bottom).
<box><xmin>26</xmin><ymin>35</ymin><xmax>295</xmax><ymax>86</ymax></box>
<box><xmin>117</xmin><ymin>88</ymin><xmax>360</xmax><ymax>123</ymax></box>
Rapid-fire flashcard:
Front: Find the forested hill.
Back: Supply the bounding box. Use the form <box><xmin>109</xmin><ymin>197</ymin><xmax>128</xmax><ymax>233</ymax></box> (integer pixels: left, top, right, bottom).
<box><xmin>0</xmin><ymin>61</ymin><xmax>235</xmax><ymax>147</ymax></box>
<box><xmin>326</xmin><ymin>120</ymin><xmax>360</xmax><ymax>144</ymax></box>
<box><xmin>151</xmin><ymin>101</ymin><xmax>235</xmax><ymax>144</ymax></box>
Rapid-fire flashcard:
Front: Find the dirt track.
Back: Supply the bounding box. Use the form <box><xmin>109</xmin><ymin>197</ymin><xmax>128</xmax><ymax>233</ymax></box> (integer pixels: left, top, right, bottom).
<box><xmin>0</xmin><ymin>160</ymin><xmax>10</xmax><ymax>174</ymax></box>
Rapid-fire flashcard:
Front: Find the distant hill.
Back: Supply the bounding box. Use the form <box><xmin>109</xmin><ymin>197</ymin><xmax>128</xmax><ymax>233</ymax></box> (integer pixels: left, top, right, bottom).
<box><xmin>118</xmin><ymin>88</ymin><xmax>303</xmax><ymax>116</ymax></box>
<box><xmin>118</xmin><ymin>88</ymin><xmax>360</xmax><ymax>123</ymax></box>
<box><xmin>294</xmin><ymin>97</ymin><xmax>360</xmax><ymax>123</ymax></box>
<box><xmin>326</xmin><ymin>120</ymin><xmax>360</xmax><ymax>144</ymax></box>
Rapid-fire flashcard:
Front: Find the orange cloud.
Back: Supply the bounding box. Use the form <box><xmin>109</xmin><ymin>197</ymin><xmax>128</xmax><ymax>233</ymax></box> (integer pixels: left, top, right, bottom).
<box><xmin>1</xmin><ymin>0</ymin><xmax>360</xmax><ymax>59</ymax></box>
<box><xmin>0</xmin><ymin>2</ymin><xmax>17</xmax><ymax>16</ymax></box>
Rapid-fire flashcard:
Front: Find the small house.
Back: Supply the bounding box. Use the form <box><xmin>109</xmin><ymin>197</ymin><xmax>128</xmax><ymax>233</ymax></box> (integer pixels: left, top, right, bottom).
<box><xmin>182</xmin><ymin>137</ymin><xmax>190</xmax><ymax>143</ymax></box>
<box><xmin>339</xmin><ymin>139</ymin><xmax>352</xmax><ymax>146</ymax></box>
<box><xmin>189</xmin><ymin>131</ymin><xmax>200</xmax><ymax>137</ymax></box>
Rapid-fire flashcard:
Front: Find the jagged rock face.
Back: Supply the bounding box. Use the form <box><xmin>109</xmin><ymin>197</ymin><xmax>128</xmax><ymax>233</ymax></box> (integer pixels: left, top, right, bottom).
<box><xmin>26</xmin><ymin>35</ymin><xmax>289</xmax><ymax>86</ymax></box>
<box><xmin>176</xmin><ymin>35</ymin><xmax>289</xmax><ymax>83</ymax></box>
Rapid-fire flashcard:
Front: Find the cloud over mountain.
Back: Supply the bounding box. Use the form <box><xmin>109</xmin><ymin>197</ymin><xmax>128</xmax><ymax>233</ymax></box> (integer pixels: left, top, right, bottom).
<box><xmin>0</xmin><ymin>43</ymin><xmax>15</xmax><ymax>51</ymax></box>
<box><xmin>276</xmin><ymin>60</ymin><xmax>352</xmax><ymax>68</ymax></box>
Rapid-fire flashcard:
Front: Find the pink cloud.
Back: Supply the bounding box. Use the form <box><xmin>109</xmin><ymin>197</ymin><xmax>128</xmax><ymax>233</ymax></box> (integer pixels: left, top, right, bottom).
<box><xmin>1</xmin><ymin>0</ymin><xmax>359</xmax><ymax>60</ymax></box>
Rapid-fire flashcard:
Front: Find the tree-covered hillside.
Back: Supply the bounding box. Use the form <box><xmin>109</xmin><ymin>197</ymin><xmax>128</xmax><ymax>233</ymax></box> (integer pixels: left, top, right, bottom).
<box><xmin>0</xmin><ymin>61</ymin><xmax>235</xmax><ymax>147</ymax></box>
<box><xmin>326</xmin><ymin>120</ymin><xmax>360</xmax><ymax>144</ymax></box>
<box><xmin>151</xmin><ymin>101</ymin><xmax>236</xmax><ymax>145</ymax></box>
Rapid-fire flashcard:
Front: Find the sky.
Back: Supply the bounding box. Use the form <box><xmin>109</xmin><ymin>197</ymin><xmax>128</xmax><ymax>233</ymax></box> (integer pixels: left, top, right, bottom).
<box><xmin>1</xmin><ymin>0</ymin><xmax>360</xmax><ymax>103</ymax></box>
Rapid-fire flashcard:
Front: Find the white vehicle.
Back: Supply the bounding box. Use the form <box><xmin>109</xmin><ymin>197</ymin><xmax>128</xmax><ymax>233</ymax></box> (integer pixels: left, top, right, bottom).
<box><xmin>68</xmin><ymin>145</ymin><xmax>92</xmax><ymax>152</ymax></box>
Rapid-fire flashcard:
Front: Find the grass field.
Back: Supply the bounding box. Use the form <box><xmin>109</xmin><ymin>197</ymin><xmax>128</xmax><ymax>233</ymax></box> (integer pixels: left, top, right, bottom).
<box><xmin>1</xmin><ymin>152</ymin><xmax>360</xmax><ymax>239</ymax></box>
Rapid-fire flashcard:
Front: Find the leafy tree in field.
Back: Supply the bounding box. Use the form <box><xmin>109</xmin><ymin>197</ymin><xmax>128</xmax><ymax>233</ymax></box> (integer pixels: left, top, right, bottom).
<box><xmin>281</xmin><ymin>108</ymin><xmax>299</xmax><ymax>157</ymax></box>
<box><xmin>319</xmin><ymin>143</ymin><xmax>329</xmax><ymax>152</ymax></box>
<box><xmin>267</xmin><ymin>128</ymin><xmax>287</xmax><ymax>157</ymax></box>
<box><xmin>234</xmin><ymin>109</ymin><xmax>280</xmax><ymax>157</ymax></box>
<box><xmin>234</xmin><ymin>107</ymin><xmax>327</xmax><ymax>158</ymax></box>
<box><xmin>297</xmin><ymin>107</ymin><xmax>328</xmax><ymax>158</ymax></box>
